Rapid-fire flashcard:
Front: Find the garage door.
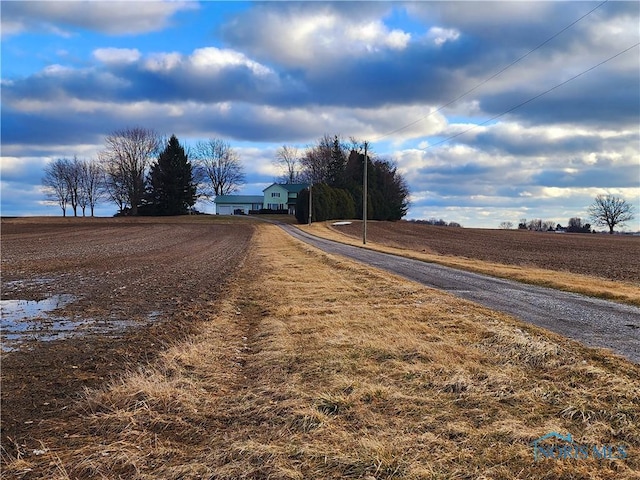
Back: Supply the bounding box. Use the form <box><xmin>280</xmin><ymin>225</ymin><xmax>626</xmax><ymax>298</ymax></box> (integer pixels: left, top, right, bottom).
<box><xmin>218</xmin><ymin>205</ymin><xmax>233</xmax><ymax>215</ymax></box>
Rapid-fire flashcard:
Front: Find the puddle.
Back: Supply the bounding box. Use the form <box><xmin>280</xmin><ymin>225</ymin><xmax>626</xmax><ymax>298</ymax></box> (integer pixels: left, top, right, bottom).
<box><xmin>1</xmin><ymin>295</ymin><xmax>76</xmax><ymax>323</ymax></box>
<box><xmin>1</xmin><ymin>295</ymin><xmax>161</xmax><ymax>352</ymax></box>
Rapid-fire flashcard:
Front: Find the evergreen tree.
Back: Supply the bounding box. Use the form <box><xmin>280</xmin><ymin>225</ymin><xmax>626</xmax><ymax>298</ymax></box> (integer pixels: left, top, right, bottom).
<box><xmin>342</xmin><ymin>150</ymin><xmax>408</xmax><ymax>221</ymax></box>
<box><xmin>296</xmin><ymin>142</ymin><xmax>409</xmax><ymax>224</ymax></box>
<box><xmin>327</xmin><ymin>135</ymin><xmax>347</xmax><ymax>188</ymax></box>
<box><xmin>146</xmin><ymin>135</ymin><xmax>196</xmax><ymax>215</ymax></box>
<box><xmin>371</xmin><ymin>158</ymin><xmax>409</xmax><ymax>220</ymax></box>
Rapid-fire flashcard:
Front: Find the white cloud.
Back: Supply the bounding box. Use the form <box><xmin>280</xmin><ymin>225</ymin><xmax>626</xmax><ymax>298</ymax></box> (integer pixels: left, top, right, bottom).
<box><xmin>1</xmin><ymin>1</ymin><xmax>198</xmax><ymax>37</ymax></box>
<box><xmin>426</xmin><ymin>27</ymin><xmax>460</xmax><ymax>46</ymax></box>
<box><xmin>143</xmin><ymin>52</ymin><xmax>183</xmax><ymax>72</ymax></box>
<box><xmin>0</xmin><ymin>156</ymin><xmax>47</xmax><ymax>178</ymax></box>
<box><xmin>386</xmin><ymin>29</ymin><xmax>412</xmax><ymax>50</ymax></box>
<box><xmin>189</xmin><ymin>48</ymin><xmax>272</xmax><ymax>76</ymax></box>
<box><xmin>41</xmin><ymin>64</ymin><xmax>74</xmax><ymax>76</ymax></box>
<box><xmin>223</xmin><ymin>4</ymin><xmax>411</xmax><ymax>69</ymax></box>
<box><xmin>347</xmin><ymin>21</ymin><xmax>411</xmax><ymax>51</ymax></box>
<box><xmin>135</xmin><ymin>47</ymin><xmax>274</xmax><ymax>78</ymax></box>
<box><xmin>93</xmin><ymin>48</ymin><xmax>141</xmax><ymax>64</ymax></box>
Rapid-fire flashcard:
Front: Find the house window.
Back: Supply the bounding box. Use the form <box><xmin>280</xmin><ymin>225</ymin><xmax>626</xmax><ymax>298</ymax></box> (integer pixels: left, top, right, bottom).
<box><xmin>271</xmin><ymin>192</ymin><xmax>280</xmax><ymax>197</ymax></box>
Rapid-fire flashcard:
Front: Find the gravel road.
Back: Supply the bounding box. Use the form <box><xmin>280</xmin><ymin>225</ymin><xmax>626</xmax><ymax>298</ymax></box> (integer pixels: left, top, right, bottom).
<box><xmin>281</xmin><ymin>225</ymin><xmax>640</xmax><ymax>364</ymax></box>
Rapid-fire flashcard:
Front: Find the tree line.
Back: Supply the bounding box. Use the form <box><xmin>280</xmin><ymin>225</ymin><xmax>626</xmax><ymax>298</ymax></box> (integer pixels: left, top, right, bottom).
<box><xmin>42</xmin><ymin>127</ymin><xmax>246</xmax><ymax>217</ymax></box>
<box><xmin>512</xmin><ymin>218</ymin><xmax>593</xmax><ymax>233</ymax></box>
<box><xmin>43</xmin><ymin>129</ymin><xmax>410</xmax><ymax>222</ymax></box>
<box><xmin>499</xmin><ymin>195</ymin><xmax>635</xmax><ymax>234</ymax></box>
<box><xmin>275</xmin><ymin>135</ymin><xmax>409</xmax><ymax>223</ymax></box>
<box><xmin>408</xmin><ymin>218</ymin><xmax>462</xmax><ymax>228</ymax></box>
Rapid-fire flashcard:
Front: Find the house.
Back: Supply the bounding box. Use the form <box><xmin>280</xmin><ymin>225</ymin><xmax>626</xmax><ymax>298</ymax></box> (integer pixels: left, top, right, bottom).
<box><xmin>213</xmin><ymin>183</ymin><xmax>309</xmax><ymax>216</ymax></box>
<box><xmin>262</xmin><ymin>183</ymin><xmax>308</xmax><ymax>215</ymax></box>
<box><xmin>214</xmin><ymin>195</ymin><xmax>264</xmax><ymax>215</ymax></box>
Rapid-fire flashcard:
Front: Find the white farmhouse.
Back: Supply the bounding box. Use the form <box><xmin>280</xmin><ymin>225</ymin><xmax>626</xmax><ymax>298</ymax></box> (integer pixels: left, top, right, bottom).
<box><xmin>262</xmin><ymin>183</ymin><xmax>308</xmax><ymax>215</ymax></box>
<box><xmin>214</xmin><ymin>184</ymin><xmax>309</xmax><ymax>216</ymax></box>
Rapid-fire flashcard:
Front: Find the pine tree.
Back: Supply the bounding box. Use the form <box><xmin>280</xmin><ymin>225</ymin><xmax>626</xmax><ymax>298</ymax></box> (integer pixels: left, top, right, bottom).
<box><xmin>327</xmin><ymin>135</ymin><xmax>346</xmax><ymax>188</ymax></box>
<box><xmin>147</xmin><ymin>135</ymin><xmax>196</xmax><ymax>215</ymax></box>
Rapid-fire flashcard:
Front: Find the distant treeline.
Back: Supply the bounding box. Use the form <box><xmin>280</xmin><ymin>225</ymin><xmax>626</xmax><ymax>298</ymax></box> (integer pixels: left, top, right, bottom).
<box><xmin>515</xmin><ymin>217</ymin><xmax>593</xmax><ymax>233</ymax></box>
<box><xmin>294</xmin><ymin>136</ymin><xmax>409</xmax><ymax>224</ymax></box>
<box><xmin>408</xmin><ymin>218</ymin><xmax>463</xmax><ymax>228</ymax></box>
<box><xmin>42</xmin><ymin>127</ymin><xmax>246</xmax><ymax>217</ymax></box>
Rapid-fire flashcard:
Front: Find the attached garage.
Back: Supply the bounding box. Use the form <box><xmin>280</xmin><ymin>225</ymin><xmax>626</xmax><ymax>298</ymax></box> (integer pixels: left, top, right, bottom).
<box><xmin>214</xmin><ymin>195</ymin><xmax>264</xmax><ymax>215</ymax></box>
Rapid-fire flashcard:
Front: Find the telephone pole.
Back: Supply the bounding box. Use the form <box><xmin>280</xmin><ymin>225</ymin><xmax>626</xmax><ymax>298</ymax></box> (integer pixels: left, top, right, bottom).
<box><xmin>307</xmin><ymin>183</ymin><xmax>312</xmax><ymax>225</ymax></box>
<box><xmin>362</xmin><ymin>141</ymin><xmax>368</xmax><ymax>244</ymax></box>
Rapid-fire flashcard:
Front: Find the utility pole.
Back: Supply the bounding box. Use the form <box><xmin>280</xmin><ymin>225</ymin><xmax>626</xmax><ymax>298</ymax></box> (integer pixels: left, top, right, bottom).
<box><xmin>307</xmin><ymin>183</ymin><xmax>312</xmax><ymax>225</ymax></box>
<box><xmin>362</xmin><ymin>141</ymin><xmax>368</xmax><ymax>244</ymax></box>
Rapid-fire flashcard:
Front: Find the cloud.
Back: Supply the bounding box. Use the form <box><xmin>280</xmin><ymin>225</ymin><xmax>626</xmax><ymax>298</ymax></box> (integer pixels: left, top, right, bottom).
<box><xmin>2</xmin><ymin>46</ymin><xmax>286</xmax><ymax>111</ymax></box>
<box><xmin>1</xmin><ymin>157</ymin><xmax>49</xmax><ymax>183</ymax></box>
<box><xmin>2</xmin><ymin>90</ymin><xmax>451</xmax><ymax>148</ymax></box>
<box><xmin>1</xmin><ymin>1</ymin><xmax>197</xmax><ymax>37</ymax></box>
<box><xmin>427</xmin><ymin>27</ymin><xmax>460</xmax><ymax>46</ymax></box>
<box><xmin>221</xmin><ymin>3</ymin><xmax>411</xmax><ymax>69</ymax></box>
<box><xmin>93</xmin><ymin>48</ymin><xmax>142</xmax><ymax>64</ymax></box>
<box><xmin>1</xmin><ymin>1</ymin><xmax>638</xmax><ymax>227</ymax></box>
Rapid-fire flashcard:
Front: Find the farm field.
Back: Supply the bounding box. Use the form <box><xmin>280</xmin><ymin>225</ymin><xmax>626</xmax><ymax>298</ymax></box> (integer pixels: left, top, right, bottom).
<box><xmin>302</xmin><ymin>221</ymin><xmax>640</xmax><ymax>306</ymax></box>
<box><xmin>1</xmin><ymin>217</ymin><xmax>639</xmax><ymax>478</ymax></box>
<box><xmin>1</xmin><ymin>216</ymin><xmax>254</xmax><ymax>473</ymax></box>
<box><xmin>323</xmin><ymin>221</ymin><xmax>640</xmax><ymax>282</ymax></box>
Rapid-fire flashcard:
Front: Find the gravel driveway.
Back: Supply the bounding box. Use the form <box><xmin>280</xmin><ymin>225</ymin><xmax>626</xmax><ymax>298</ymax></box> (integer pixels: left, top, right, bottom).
<box><xmin>281</xmin><ymin>225</ymin><xmax>640</xmax><ymax>364</ymax></box>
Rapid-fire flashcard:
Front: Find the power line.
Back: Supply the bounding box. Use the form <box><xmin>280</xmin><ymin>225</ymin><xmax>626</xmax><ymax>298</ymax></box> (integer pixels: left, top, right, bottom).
<box><xmin>373</xmin><ymin>0</ymin><xmax>609</xmax><ymax>142</ymax></box>
<box><xmin>423</xmin><ymin>42</ymin><xmax>640</xmax><ymax>150</ymax></box>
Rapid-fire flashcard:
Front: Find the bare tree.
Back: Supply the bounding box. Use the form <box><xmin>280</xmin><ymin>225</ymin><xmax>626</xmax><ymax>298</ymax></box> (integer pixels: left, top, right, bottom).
<box><xmin>499</xmin><ymin>221</ymin><xmax>513</xmax><ymax>229</ymax></box>
<box><xmin>194</xmin><ymin>139</ymin><xmax>245</xmax><ymax>196</ymax></box>
<box><xmin>275</xmin><ymin>145</ymin><xmax>300</xmax><ymax>184</ymax></box>
<box><xmin>588</xmin><ymin>194</ymin><xmax>635</xmax><ymax>234</ymax></box>
<box><xmin>102</xmin><ymin>159</ymin><xmax>129</xmax><ymax>214</ymax></box>
<box><xmin>299</xmin><ymin>134</ymin><xmax>336</xmax><ymax>185</ymax></box>
<box><xmin>527</xmin><ymin>219</ymin><xmax>543</xmax><ymax>231</ymax></box>
<box><xmin>42</xmin><ymin>158</ymin><xmax>71</xmax><ymax>216</ymax></box>
<box><xmin>62</xmin><ymin>156</ymin><xmax>83</xmax><ymax>217</ymax></box>
<box><xmin>568</xmin><ymin>217</ymin><xmax>583</xmax><ymax>231</ymax></box>
<box><xmin>101</xmin><ymin>127</ymin><xmax>160</xmax><ymax>215</ymax></box>
<box><xmin>80</xmin><ymin>159</ymin><xmax>104</xmax><ymax>216</ymax></box>
<box><xmin>77</xmin><ymin>172</ymin><xmax>89</xmax><ymax>216</ymax></box>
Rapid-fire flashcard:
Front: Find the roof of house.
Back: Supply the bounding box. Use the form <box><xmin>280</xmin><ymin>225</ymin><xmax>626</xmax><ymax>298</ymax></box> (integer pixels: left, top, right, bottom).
<box><xmin>214</xmin><ymin>195</ymin><xmax>264</xmax><ymax>204</ymax></box>
<box><xmin>263</xmin><ymin>183</ymin><xmax>309</xmax><ymax>193</ymax></box>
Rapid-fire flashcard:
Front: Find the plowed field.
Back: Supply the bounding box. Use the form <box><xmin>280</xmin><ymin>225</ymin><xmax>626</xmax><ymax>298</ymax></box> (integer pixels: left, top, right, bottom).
<box><xmin>1</xmin><ymin>216</ymin><xmax>254</xmax><ymax>462</ymax></box>
<box><xmin>330</xmin><ymin>221</ymin><xmax>640</xmax><ymax>283</ymax></box>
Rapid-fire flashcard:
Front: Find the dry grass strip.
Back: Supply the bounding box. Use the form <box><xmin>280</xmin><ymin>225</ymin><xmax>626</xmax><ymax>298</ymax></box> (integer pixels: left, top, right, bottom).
<box><xmin>300</xmin><ymin>222</ymin><xmax>640</xmax><ymax>307</ymax></box>
<box><xmin>7</xmin><ymin>224</ymin><xmax>639</xmax><ymax>479</ymax></box>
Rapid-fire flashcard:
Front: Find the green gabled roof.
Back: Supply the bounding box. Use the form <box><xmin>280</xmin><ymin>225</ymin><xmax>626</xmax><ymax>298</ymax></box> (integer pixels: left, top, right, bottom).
<box><xmin>263</xmin><ymin>183</ymin><xmax>309</xmax><ymax>194</ymax></box>
<box><xmin>281</xmin><ymin>183</ymin><xmax>309</xmax><ymax>193</ymax></box>
<box><xmin>214</xmin><ymin>195</ymin><xmax>264</xmax><ymax>204</ymax></box>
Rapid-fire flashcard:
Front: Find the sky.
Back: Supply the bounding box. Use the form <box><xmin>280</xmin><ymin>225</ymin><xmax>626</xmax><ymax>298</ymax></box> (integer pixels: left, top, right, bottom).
<box><xmin>1</xmin><ymin>0</ymin><xmax>639</xmax><ymax>229</ymax></box>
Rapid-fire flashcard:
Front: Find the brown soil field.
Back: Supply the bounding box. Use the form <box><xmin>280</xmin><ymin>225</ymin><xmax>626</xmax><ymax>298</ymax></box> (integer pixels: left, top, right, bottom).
<box><xmin>2</xmin><ymin>221</ymin><xmax>638</xmax><ymax>479</ymax></box>
<box><xmin>327</xmin><ymin>221</ymin><xmax>640</xmax><ymax>284</ymax></box>
<box><xmin>1</xmin><ymin>216</ymin><xmax>254</xmax><ymax>470</ymax></box>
